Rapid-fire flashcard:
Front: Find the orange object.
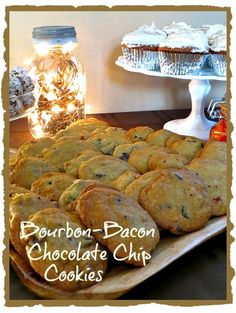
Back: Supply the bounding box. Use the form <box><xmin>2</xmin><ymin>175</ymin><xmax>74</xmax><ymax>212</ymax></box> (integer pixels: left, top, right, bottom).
<box><xmin>210</xmin><ymin>104</ymin><xmax>227</xmax><ymax>142</ymax></box>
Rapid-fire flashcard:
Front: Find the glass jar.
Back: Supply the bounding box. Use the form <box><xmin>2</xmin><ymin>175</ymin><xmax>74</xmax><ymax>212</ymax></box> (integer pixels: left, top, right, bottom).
<box><xmin>28</xmin><ymin>26</ymin><xmax>86</xmax><ymax>138</ymax></box>
<box><xmin>210</xmin><ymin>103</ymin><xmax>227</xmax><ymax>142</ymax></box>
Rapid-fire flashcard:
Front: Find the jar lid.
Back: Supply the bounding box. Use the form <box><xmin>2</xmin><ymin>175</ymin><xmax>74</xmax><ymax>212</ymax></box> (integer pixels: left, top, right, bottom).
<box><xmin>32</xmin><ymin>26</ymin><xmax>77</xmax><ymax>45</ymax></box>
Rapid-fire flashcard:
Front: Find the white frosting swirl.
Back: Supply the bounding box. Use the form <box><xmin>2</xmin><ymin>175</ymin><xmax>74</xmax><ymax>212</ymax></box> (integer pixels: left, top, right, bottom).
<box><xmin>210</xmin><ymin>33</ymin><xmax>226</xmax><ymax>52</ymax></box>
<box><xmin>159</xmin><ymin>30</ymin><xmax>209</xmax><ymax>53</ymax></box>
<box><xmin>205</xmin><ymin>24</ymin><xmax>226</xmax><ymax>39</ymax></box>
<box><xmin>162</xmin><ymin>22</ymin><xmax>193</xmax><ymax>35</ymax></box>
<box><xmin>121</xmin><ymin>22</ymin><xmax>167</xmax><ymax>47</ymax></box>
<box><xmin>195</xmin><ymin>24</ymin><xmax>211</xmax><ymax>33</ymax></box>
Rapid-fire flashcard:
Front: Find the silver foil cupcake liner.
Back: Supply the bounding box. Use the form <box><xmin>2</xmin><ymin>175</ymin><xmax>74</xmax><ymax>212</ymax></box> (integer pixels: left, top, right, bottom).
<box><xmin>158</xmin><ymin>51</ymin><xmax>207</xmax><ymax>75</ymax></box>
<box><xmin>122</xmin><ymin>47</ymin><xmax>160</xmax><ymax>70</ymax></box>
<box><xmin>210</xmin><ymin>54</ymin><xmax>226</xmax><ymax>76</ymax></box>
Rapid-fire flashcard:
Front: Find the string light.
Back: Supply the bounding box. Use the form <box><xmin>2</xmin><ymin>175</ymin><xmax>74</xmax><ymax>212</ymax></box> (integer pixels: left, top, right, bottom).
<box><xmin>28</xmin><ymin>43</ymin><xmax>85</xmax><ymax>138</ymax></box>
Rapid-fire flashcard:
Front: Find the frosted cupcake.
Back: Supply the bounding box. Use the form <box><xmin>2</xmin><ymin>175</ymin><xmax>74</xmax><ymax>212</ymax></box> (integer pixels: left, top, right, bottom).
<box><xmin>158</xmin><ymin>30</ymin><xmax>209</xmax><ymax>75</ymax></box>
<box><xmin>121</xmin><ymin>22</ymin><xmax>167</xmax><ymax>70</ymax></box>
<box><xmin>204</xmin><ymin>24</ymin><xmax>226</xmax><ymax>42</ymax></box>
<box><xmin>209</xmin><ymin>32</ymin><xmax>227</xmax><ymax>76</ymax></box>
<box><xmin>162</xmin><ymin>21</ymin><xmax>193</xmax><ymax>35</ymax></box>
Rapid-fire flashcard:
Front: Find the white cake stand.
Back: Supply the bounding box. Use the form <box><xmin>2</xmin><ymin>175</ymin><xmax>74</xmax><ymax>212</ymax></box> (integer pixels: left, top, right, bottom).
<box><xmin>116</xmin><ymin>56</ymin><xmax>226</xmax><ymax>140</ymax></box>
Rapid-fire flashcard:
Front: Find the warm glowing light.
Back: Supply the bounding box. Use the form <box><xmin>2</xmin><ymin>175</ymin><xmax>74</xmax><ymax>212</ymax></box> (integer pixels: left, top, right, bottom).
<box><xmin>29</xmin><ymin>41</ymin><xmax>86</xmax><ymax>138</ymax></box>
<box><xmin>30</xmin><ymin>111</ymin><xmax>39</xmax><ymax>124</ymax></box>
<box><xmin>31</xmin><ymin>124</ymin><xmax>45</xmax><ymax>139</ymax></box>
<box><xmin>51</xmin><ymin>105</ymin><xmax>64</xmax><ymax>114</ymax></box>
<box><xmin>62</xmin><ymin>42</ymin><xmax>77</xmax><ymax>54</ymax></box>
<box><xmin>46</xmin><ymin>91</ymin><xmax>57</xmax><ymax>101</ymax></box>
<box><xmin>34</xmin><ymin>43</ymin><xmax>50</xmax><ymax>56</ymax></box>
<box><xmin>41</xmin><ymin>111</ymin><xmax>52</xmax><ymax>124</ymax></box>
<box><xmin>67</xmin><ymin>103</ymin><xmax>76</xmax><ymax>112</ymax></box>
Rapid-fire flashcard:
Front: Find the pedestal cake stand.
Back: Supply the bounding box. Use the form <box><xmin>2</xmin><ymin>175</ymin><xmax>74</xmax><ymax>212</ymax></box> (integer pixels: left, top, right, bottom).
<box><xmin>116</xmin><ymin>56</ymin><xmax>226</xmax><ymax>140</ymax></box>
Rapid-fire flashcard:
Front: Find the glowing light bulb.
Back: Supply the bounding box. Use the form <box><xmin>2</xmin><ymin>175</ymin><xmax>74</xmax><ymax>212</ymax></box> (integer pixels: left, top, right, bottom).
<box><xmin>34</xmin><ymin>43</ymin><xmax>50</xmax><ymax>56</ymax></box>
<box><xmin>47</xmin><ymin>91</ymin><xmax>57</xmax><ymax>101</ymax></box>
<box><xmin>51</xmin><ymin>105</ymin><xmax>64</xmax><ymax>114</ymax></box>
<box><xmin>31</xmin><ymin>124</ymin><xmax>45</xmax><ymax>139</ymax></box>
<box><xmin>41</xmin><ymin>111</ymin><xmax>52</xmax><ymax>124</ymax></box>
<box><xmin>62</xmin><ymin>42</ymin><xmax>77</xmax><ymax>53</ymax></box>
<box><xmin>67</xmin><ymin>103</ymin><xmax>76</xmax><ymax>112</ymax></box>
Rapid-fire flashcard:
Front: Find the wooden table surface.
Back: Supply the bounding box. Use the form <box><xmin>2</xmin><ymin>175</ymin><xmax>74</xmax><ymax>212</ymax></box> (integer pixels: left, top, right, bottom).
<box><xmin>9</xmin><ymin>109</ymin><xmax>227</xmax><ymax>300</ymax></box>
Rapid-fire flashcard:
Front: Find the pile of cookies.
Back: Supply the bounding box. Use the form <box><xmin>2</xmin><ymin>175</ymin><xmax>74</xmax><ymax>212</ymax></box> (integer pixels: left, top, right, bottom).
<box><xmin>9</xmin><ymin>117</ymin><xmax>227</xmax><ymax>293</ymax></box>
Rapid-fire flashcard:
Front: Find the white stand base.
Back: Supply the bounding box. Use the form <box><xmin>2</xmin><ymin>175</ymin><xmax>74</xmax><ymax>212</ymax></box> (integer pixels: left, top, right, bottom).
<box><xmin>164</xmin><ymin>79</ymin><xmax>216</xmax><ymax>141</ymax></box>
<box><xmin>164</xmin><ymin>117</ymin><xmax>215</xmax><ymax>141</ymax></box>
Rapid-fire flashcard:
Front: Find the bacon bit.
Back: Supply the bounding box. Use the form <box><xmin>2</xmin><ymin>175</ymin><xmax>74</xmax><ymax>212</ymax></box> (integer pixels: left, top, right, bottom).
<box><xmin>213</xmin><ymin>196</ymin><xmax>222</xmax><ymax>202</ymax></box>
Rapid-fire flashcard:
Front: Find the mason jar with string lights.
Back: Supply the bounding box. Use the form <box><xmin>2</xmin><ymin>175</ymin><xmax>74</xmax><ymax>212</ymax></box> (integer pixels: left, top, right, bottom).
<box><xmin>28</xmin><ymin>26</ymin><xmax>86</xmax><ymax>138</ymax></box>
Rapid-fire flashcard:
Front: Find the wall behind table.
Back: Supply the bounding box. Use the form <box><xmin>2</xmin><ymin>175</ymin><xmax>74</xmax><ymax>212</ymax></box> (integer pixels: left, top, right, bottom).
<box><xmin>10</xmin><ymin>10</ymin><xmax>227</xmax><ymax>114</ymax></box>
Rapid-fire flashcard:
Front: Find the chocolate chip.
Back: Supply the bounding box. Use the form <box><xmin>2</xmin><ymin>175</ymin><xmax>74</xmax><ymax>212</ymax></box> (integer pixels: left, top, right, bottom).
<box><xmin>161</xmin><ymin>204</ymin><xmax>172</xmax><ymax>209</ymax></box>
<box><xmin>174</xmin><ymin>173</ymin><xmax>183</xmax><ymax>180</ymax></box>
<box><xmin>48</xmin><ymin>181</ymin><xmax>52</xmax><ymax>185</ymax></box>
<box><xmin>181</xmin><ymin>206</ymin><xmax>190</xmax><ymax>219</ymax></box>
<box><xmin>175</xmin><ymin>225</ymin><xmax>184</xmax><ymax>234</ymax></box>
<box><xmin>95</xmin><ymin>173</ymin><xmax>106</xmax><ymax>178</ymax></box>
<box><xmin>213</xmin><ymin>196</ymin><xmax>222</xmax><ymax>202</ymax></box>
<box><xmin>120</xmin><ymin>152</ymin><xmax>129</xmax><ymax>162</ymax></box>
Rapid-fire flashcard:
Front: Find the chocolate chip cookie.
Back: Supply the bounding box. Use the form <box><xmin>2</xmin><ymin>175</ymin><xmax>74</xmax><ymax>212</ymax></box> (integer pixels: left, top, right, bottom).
<box><xmin>170</xmin><ymin>136</ymin><xmax>204</xmax><ymax>162</ymax></box>
<box><xmin>111</xmin><ymin>170</ymin><xmax>141</xmax><ymax>192</ymax></box>
<box><xmin>64</xmin><ymin>151</ymin><xmax>102</xmax><ymax>177</ymax></box>
<box><xmin>87</xmin><ymin>133</ymin><xmax>130</xmax><ymax>155</ymax></box>
<box><xmin>78</xmin><ymin>188</ymin><xmax>160</xmax><ymax>266</ymax></box>
<box><xmin>43</xmin><ymin>138</ymin><xmax>99</xmax><ymax>170</ymax></box>
<box><xmin>146</xmin><ymin>129</ymin><xmax>174</xmax><ymax>146</ymax></box>
<box><xmin>140</xmin><ymin>169</ymin><xmax>212</xmax><ymax>234</ymax></box>
<box><xmin>31</xmin><ymin>172</ymin><xmax>75</xmax><ymax>201</ymax></box>
<box><xmin>112</xmin><ymin>141</ymin><xmax>150</xmax><ymax>162</ymax></box>
<box><xmin>128</xmin><ymin>146</ymin><xmax>175</xmax><ymax>173</ymax></box>
<box><xmin>79</xmin><ymin>155</ymin><xmax>138</xmax><ymax>185</ymax></box>
<box><xmin>17</xmin><ymin>137</ymin><xmax>55</xmax><ymax>158</ymax></box>
<box><xmin>10</xmin><ymin>157</ymin><xmax>59</xmax><ymax>189</ymax></box>
<box><xmin>187</xmin><ymin>158</ymin><xmax>227</xmax><ymax>216</ymax></box>
<box><xmin>9</xmin><ymin>184</ymin><xmax>33</xmax><ymax>200</ymax></box>
<box><xmin>10</xmin><ymin>193</ymin><xmax>56</xmax><ymax>258</ymax></box>
<box><xmin>125</xmin><ymin>170</ymin><xmax>162</xmax><ymax>201</ymax></box>
<box><xmin>59</xmin><ymin>179</ymin><xmax>112</xmax><ymax>211</ymax></box>
<box><xmin>127</xmin><ymin>126</ymin><xmax>154</xmax><ymax>142</ymax></box>
<box><xmin>148</xmin><ymin>152</ymin><xmax>188</xmax><ymax>170</ymax></box>
<box><xmin>200</xmin><ymin>140</ymin><xmax>227</xmax><ymax>162</ymax></box>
